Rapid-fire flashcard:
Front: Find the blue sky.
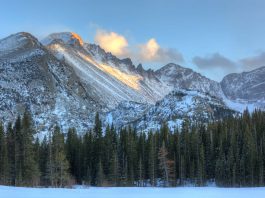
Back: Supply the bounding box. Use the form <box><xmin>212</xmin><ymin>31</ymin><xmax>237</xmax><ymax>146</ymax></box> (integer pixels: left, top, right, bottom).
<box><xmin>1</xmin><ymin>0</ymin><xmax>265</xmax><ymax>81</ymax></box>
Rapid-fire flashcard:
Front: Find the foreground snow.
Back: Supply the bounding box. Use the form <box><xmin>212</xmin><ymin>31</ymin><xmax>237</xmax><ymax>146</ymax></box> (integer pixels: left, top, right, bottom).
<box><xmin>1</xmin><ymin>186</ymin><xmax>265</xmax><ymax>198</ymax></box>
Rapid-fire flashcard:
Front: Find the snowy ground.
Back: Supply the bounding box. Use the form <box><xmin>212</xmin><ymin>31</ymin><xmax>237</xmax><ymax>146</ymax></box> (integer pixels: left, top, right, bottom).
<box><xmin>1</xmin><ymin>186</ymin><xmax>265</xmax><ymax>198</ymax></box>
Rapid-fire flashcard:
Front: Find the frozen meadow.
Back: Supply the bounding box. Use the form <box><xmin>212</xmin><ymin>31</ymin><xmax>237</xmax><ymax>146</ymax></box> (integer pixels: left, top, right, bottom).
<box><xmin>1</xmin><ymin>186</ymin><xmax>265</xmax><ymax>198</ymax></box>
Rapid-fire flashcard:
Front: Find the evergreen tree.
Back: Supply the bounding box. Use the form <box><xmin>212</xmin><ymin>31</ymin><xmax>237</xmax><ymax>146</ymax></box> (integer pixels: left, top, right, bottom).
<box><xmin>20</xmin><ymin>112</ymin><xmax>40</xmax><ymax>186</ymax></box>
<box><xmin>109</xmin><ymin>150</ymin><xmax>119</xmax><ymax>186</ymax></box>
<box><xmin>158</xmin><ymin>141</ymin><xmax>174</xmax><ymax>186</ymax></box>
<box><xmin>95</xmin><ymin>160</ymin><xmax>104</xmax><ymax>186</ymax></box>
<box><xmin>39</xmin><ymin>136</ymin><xmax>49</xmax><ymax>186</ymax></box>
<box><xmin>91</xmin><ymin>112</ymin><xmax>103</xmax><ymax>186</ymax></box>
<box><xmin>66</xmin><ymin>128</ymin><xmax>82</xmax><ymax>184</ymax></box>
<box><xmin>147</xmin><ymin>132</ymin><xmax>156</xmax><ymax>186</ymax></box>
<box><xmin>82</xmin><ymin>131</ymin><xmax>93</xmax><ymax>185</ymax></box>
<box><xmin>47</xmin><ymin>126</ymin><xmax>70</xmax><ymax>187</ymax></box>
<box><xmin>0</xmin><ymin>122</ymin><xmax>8</xmax><ymax>184</ymax></box>
<box><xmin>14</xmin><ymin>116</ymin><xmax>23</xmax><ymax>186</ymax></box>
<box><xmin>6</xmin><ymin>122</ymin><xmax>15</xmax><ymax>185</ymax></box>
<box><xmin>197</xmin><ymin>144</ymin><xmax>205</xmax><ymax>186</ymax></box>
<box><xmin>243</xmin><ymin>125</ymin><xmax>256</xmax><ymax>186</ymax></box>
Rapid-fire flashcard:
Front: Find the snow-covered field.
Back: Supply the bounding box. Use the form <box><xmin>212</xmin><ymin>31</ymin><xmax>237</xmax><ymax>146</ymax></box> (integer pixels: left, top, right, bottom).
<box><xmin>1</xmin><ymin>186</ymin><xmax>265</xmax><ymax>198</ymax></box>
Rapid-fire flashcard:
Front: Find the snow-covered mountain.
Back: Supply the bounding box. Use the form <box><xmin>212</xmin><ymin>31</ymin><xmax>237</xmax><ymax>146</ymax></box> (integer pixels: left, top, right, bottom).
<box><xmin>221</xmin><ymin>66</ymin><xmax>265</xmax><ymax>110</ymax></box>
<box><xmin>43</xmin><ymin>32</ymin><xmax>170</xmax><ymax>109</ymax></box>
<box><xmin>0</xmin><ymin>32</ymin><xmax>100</xmax><ymax>133</ymax></box>
<box><xmin>103</xmin><ymin>89</ymin><xmax>236</xmax><ymax>131</ymax></box>
<box><xmin>0</xmin><ymin>32</ymin><xmax>264</xmax><ymax>133</ymax></box>
<box><xmin>155</xmin><ymin>63</ymin><xmax>223</xmax><ymax>98</ymax></box>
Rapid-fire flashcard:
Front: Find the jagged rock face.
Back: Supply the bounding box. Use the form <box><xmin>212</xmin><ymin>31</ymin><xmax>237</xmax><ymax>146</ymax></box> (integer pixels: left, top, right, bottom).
<box><xmin>103</xmin><ymin>89</ymin><xmax>236</xmax><ymax>131</ymax></box>
<box><xmin>221</xmin><ymin>67</ymin><xmax>265</xmax><ymax>103</ymax></box>
<box><xmin>155</xmin><ymin>63</ymin><xmax>224</xmax><ymax>98</ymax></box>
<box><xmin>0</xmin><ymin>32</ymin><xmax>100</xmax><ymax>133</ymax></box>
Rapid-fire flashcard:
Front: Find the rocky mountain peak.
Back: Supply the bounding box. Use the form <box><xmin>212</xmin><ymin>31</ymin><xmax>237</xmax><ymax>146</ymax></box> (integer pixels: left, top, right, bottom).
<box><xmin>155</xmin><ymin>63</ymin><xmax>184</xmax><ymax>73</ymax></box>
<box><xmin>42</xmin><ymin>32</ymin><xmax>84</xmax><ymax>47</ymax></box>
<box><xmin>121</xmin><ymin>58</ymin><xmax>133</xmax><ymax>67</ymax></box>
<box><xmin>154</xmin><ymin>62</ymin><xmax>224</xmax><ymax>99</ymax></box>
<box><xmin>136</xmin><ymin>63</ymin><xmax>144</xmax><ymax>72</ymax></box>
<box><xmin>221</xmin><ymin>66</ymin><xmax>265</xmax><ymax>103</ymax></box>
<box><xmin>0</xmin><ymin>32</ymin><xmax>40</xmax><ymax>57</ymax></box>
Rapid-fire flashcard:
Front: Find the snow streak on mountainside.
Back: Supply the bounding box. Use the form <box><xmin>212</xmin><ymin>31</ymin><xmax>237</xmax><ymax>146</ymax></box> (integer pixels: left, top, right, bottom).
<box><xmin>44</xmin><ymin>32</ymin><xmax>171</xmax><ymax>109</ymax></box>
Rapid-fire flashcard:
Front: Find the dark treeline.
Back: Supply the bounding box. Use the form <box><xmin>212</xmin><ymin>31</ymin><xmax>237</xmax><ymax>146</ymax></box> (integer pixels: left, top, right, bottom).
<box><xmin>0</xmin><ymin>110</ymin><xmax>265</xmax><ymax>187</ymax></box>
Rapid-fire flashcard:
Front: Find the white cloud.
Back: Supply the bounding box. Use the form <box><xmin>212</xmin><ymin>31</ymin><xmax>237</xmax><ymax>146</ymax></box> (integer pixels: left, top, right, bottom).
<box><xmin>138</xmin><ymin>38</ymin><xmax>183</xmax><ymax>63</ymax></box>
<box><xmin>94</xmin><ymin>29</ymin><xmax>184</xmax><ymax>64</ymax></box>
<box><xmin>139</xmin><ymin>38</ymin><xmax>160</xmax><ymax>61</ymax></box>
<box><xmin>94</xmin><ymin>29</ymin><xmax>129</xmax><ymax>57</ymax></box>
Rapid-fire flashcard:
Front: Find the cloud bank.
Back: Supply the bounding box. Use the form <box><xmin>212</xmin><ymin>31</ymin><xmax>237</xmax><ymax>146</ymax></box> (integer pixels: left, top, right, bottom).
<box><xmin>193</xmin><ymin>53</ymin><xmax>236</xmax><ymax>70</ymax></box>
<box><xmin>240</xmin><ymin>52</ymin><xmax>265</xmax><ymax>70</ymax></box>
<box><xmin>94</xmin><ymin>29</ymin><xmax>183</xmax><ymax>64</ymax></box>
<box><xmin>193</xmin><ymin>51</ymin><xmax>265</xmax><ymax>73</ymax></box>
<box><xmin>192</xmin><ymin>51</ymin><xmax>265</xmax><ymax>81</ymax></box>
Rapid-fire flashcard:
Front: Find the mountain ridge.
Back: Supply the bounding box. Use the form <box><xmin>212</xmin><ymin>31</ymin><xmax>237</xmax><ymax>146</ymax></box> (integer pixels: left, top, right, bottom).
<box><xmin>0</xmin><ymin>31</ymin><xmax>264</xmax><ymax>133</ymax></box>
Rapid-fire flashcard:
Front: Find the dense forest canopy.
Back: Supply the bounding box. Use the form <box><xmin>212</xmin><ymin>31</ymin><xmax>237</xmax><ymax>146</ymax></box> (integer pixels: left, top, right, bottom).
<box><xmin>0</xmin><ymin>110</ymin><xmax>265</xmax><ymax>187</ymax></box>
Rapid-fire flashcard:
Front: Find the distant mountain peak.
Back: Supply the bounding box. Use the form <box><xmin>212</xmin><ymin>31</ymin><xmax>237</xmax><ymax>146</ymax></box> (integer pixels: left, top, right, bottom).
<box><xmin>121</xmin><ymin>58</ymin><xmax>133</xmax><ymax>66</ymax></box>
<box><xmin>42</xmin><ymin>32</ymin><xmax>84</xmax><ymax>47</ymax></box>
<box><xmin>136</xmin><ymin>63</ymin><xmax>144</xmax><ymax>71</ymax></box>
<box><xmin>155</xmin><ymin>63</ymin><xmax>189</xmax><ymax>73</ymax></box>
<box><xmin>221</xmin><ymin>66</ymin><xmax>265</xmax><ymax>104</ymax></box>
<box><xmin>0</xmin><ymin>32</ymin><xmax>40</xmax><ymax>54</ymax></box>
<box><xmin>12</xmin><ymin>32</ymin><xmax>37</xmax><ymax>40</ymax></box>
